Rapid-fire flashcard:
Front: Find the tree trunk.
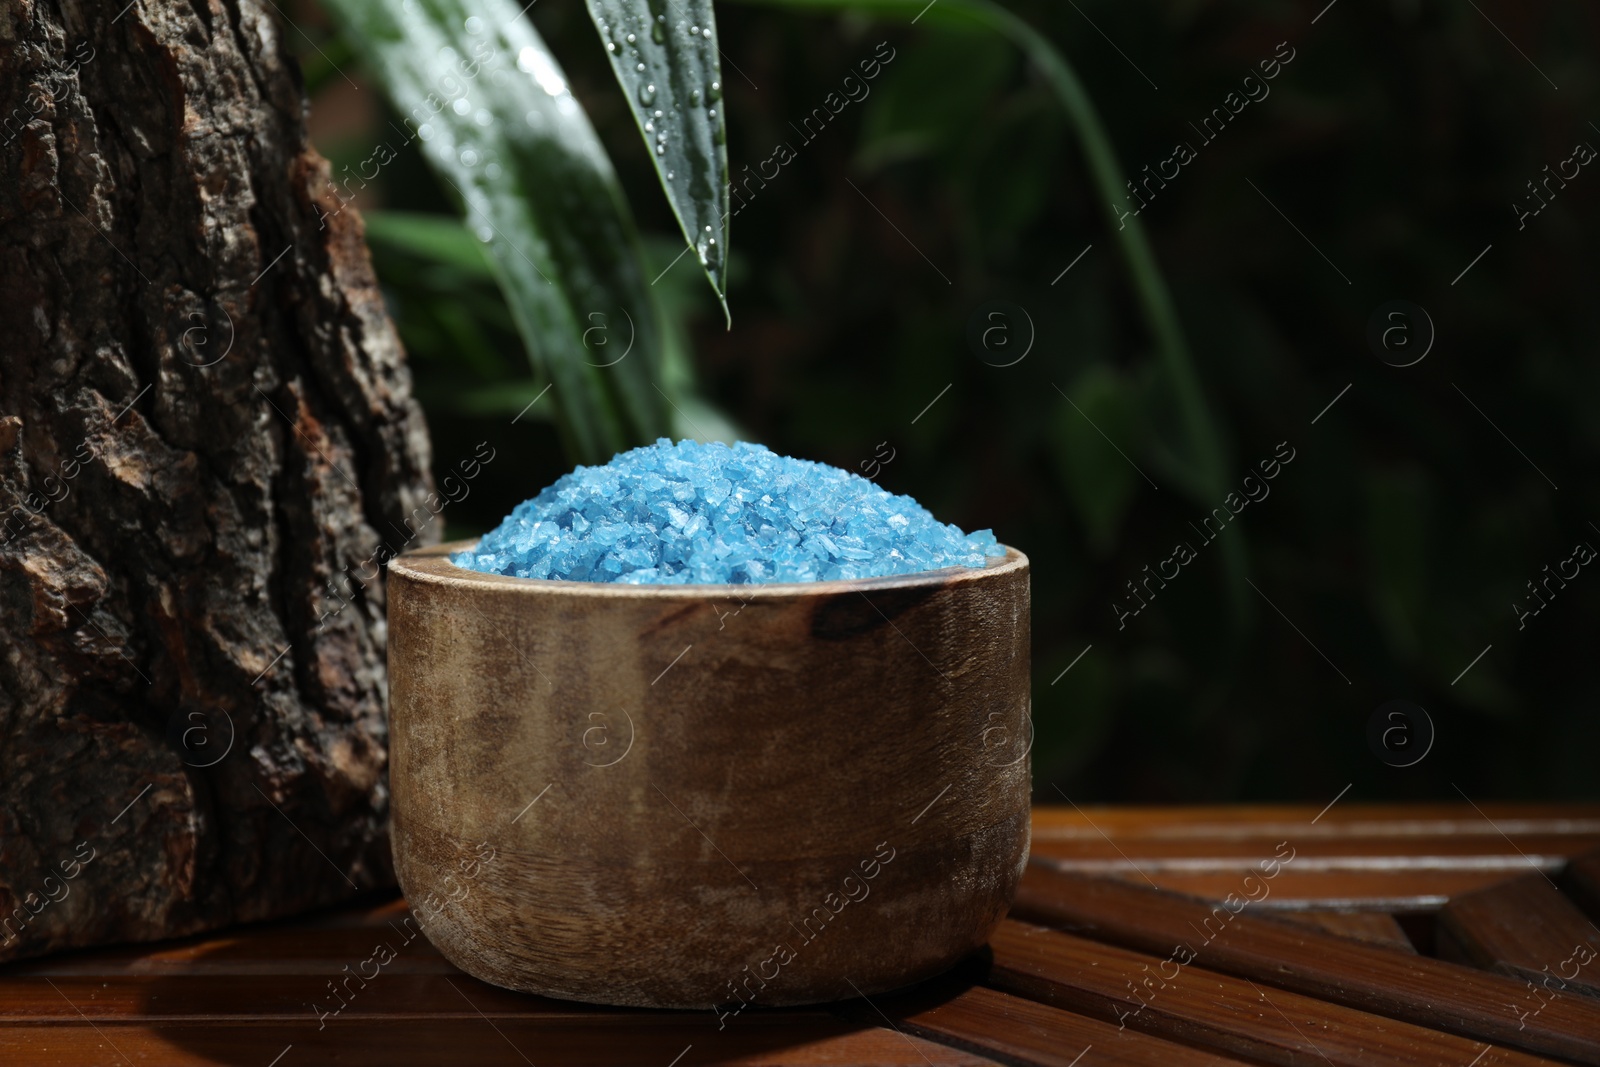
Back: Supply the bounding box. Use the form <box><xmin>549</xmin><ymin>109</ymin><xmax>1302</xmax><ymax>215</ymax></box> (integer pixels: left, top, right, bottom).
<box><xmin>0</xmin><ymin>0</ymin><xmax>435</xmax><ymax>961</ymax></box>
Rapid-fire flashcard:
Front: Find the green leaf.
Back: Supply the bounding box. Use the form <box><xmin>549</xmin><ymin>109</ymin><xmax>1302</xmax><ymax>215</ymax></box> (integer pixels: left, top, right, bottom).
<box><xmin>1052</xmin><ymin>366</ymin><xmax>1145</xmax><ymax>555</ymax></box>
<box><xmin>363</xmin><ymin>210</ymin><xmax>495</xmax><ymax>279</ymax></box>
<box><xmin>439</xmin><ymin>381</ymin><xmax>561</xmax><ymax>420</ymax></box>
<box><xmin>641</xmin><ymin>235</ymin><xmax>745</xmax><ymax>443</ymax></box>
<box><xmin>319</xmin><ymin>0</ymin><xmax>667</xmax><ymax>463</ymax></box>
<box><xmin>856</xmin><ymin>27</ymin><xmax>1011</xmax><ymax>169</ymax></box>
<box><xmin>584</xmin><ymin>0</ymin><xmax>731</xmax><ymax>319</ymax></box>
<box><xmin>299</xmin><ymin>32</ymin><xmax>358</xmax><ymax>98</ymax></box>
<box><xmin>1365</xmin><ymin>466</ymin><xmax>1431</xmax><ymax>660</ymax></box>
<box><xmin>731</xmin><ymin>0</ymin><xmax>1247</xmax><ymax>624</ymax></box>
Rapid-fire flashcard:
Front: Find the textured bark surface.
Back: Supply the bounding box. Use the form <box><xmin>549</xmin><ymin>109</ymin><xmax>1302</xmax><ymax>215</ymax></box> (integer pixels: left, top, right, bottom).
<box><xmin>0</xmin><ymin>0</ymin><xmax>435</xmax><ymax>962</ymax></box>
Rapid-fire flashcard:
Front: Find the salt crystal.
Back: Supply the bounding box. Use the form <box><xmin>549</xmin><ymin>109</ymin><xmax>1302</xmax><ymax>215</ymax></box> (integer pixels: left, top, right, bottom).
<box><xmin>451</xmin><ymin>439</ymin><xmax>1005</xmax><ymax>585</ymax></box>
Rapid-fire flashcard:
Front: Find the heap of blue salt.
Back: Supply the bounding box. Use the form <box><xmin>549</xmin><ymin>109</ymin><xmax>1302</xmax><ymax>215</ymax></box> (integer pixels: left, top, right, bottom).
<box><xmin>451</xmin><ymin>438</ymin><xmax>1005</xmax><ymax>584</ymax></box>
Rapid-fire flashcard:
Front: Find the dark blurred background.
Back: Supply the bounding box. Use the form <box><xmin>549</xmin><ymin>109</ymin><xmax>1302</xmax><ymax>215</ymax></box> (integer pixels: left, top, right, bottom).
<box><xmin>293</xmin><ymin>0</ymin><xmax>1599</xmax><ymax>803</ymax></box>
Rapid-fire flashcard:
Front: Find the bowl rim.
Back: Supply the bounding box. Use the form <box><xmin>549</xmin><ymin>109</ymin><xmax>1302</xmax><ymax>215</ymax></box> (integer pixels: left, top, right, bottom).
<box><xmin>389</xmin><ymin>539</ymin><xmax>1028</xmax><ymax>600</ymax></box>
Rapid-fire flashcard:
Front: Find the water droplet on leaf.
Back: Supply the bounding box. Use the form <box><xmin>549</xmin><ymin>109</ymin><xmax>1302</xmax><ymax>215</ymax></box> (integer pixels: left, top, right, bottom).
<box><xmin>519</xmin><ymin>46</ymin><xmax>568</xmax><ymax>96</ymax></box>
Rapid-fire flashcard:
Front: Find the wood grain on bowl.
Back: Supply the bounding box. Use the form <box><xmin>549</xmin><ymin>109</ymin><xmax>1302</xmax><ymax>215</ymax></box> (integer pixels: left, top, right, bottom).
<box><xmin>385</xmin><ymin>541</ymin><xmax>1032</xmax><ymax>1009</ymax></box>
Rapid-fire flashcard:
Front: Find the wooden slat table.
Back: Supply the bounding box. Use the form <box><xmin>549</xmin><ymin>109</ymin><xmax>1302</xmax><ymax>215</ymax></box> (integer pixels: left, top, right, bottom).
<box><xmin>4</xmin><ymin>804</ymin><xmax>1599</xmax><ymax>1066</ymax></box>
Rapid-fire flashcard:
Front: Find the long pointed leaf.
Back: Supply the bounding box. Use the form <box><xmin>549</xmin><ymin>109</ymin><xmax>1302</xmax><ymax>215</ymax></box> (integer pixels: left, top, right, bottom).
<box><xmin>585</xmin><ymin>0</ymin><xmax>732</xmax><ymax>319</ymax></box>
<box><xmin>733</xmin><ymin>0</ymin><xmax>1248</xmax><ymax>623</ymax></box>
<box><xmin>320</xmin><ymin>0</ymin><xmax>667</xmax><ymax>463</ymax></box>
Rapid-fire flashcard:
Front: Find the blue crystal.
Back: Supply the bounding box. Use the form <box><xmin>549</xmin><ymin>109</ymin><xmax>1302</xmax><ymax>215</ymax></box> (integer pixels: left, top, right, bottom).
<box><xmin>452</xmin><ymin>439</ymin><xmax>1006</xmax><ymax>585</ymax></box>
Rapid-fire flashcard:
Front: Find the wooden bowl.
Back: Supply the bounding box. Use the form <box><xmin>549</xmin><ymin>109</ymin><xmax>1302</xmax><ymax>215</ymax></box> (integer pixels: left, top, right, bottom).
<box><xmin>385</xmin><ymin>540</ymin><xmax>1031</xmax><ymax>1010</ymax></box>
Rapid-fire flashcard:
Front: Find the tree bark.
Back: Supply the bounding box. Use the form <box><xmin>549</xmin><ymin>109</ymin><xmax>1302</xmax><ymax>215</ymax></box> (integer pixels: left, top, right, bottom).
<box><xmin>0</xmin><ymin>0</ymin><xmax>435</xmax><ymax>961</ymax></box>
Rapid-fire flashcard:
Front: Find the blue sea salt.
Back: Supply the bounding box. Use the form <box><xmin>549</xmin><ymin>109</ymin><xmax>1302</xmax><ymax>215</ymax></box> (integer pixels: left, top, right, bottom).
<box><xmin>451</xmin><ymin>439</ymin><xmax>1006</xmax><ymax>585</ymax></box>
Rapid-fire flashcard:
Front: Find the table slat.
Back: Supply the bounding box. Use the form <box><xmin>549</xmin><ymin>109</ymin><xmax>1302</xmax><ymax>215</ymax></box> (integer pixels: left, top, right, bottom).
<box><xmin>1029</xmin><ymin>804</ymin><xmax>1600</xmax><ymax>841</ymax></box>
<box><xmin>0</xmin><ymin>1018</ymin><xmax>994</xmax><ymax>1067</ymax></box>
<box><xmin>1562</xmin><ymin>849</ymin><xmax>1600</xmax><ymax>922</ymax></box>
<box><xmin>0</xmin><ymin>973</ymin><xmax>598</xmax><ymax>1022</ymax></box>
<box><xmin>1277</xmin><ymin>910</ymin><xmax>1417</xmax><ymax>952</ymax></box>
<box><xmin>1437</xmin><ymin>874</ymin><xmax>1600</xmax><ymax>997</ymax></box>
<box><xmin>1032</xmin><ymin>859</ymin><xmax>1537</xmax><ymax>911</ymax></box>
<box><xmin>986</xmin><ymin>920</ymin><xmax>1562</xmax><ymax>1067</ymax></box>
<box><xmin>1013</xmin><ymin>864</ymin><xmax>1600</xmax><ymax>1063</ymax></box>
<box><xmin>880</xmin><ymin>983</ymin><xmax>1256</xmax><ymax>1067</ymax></box>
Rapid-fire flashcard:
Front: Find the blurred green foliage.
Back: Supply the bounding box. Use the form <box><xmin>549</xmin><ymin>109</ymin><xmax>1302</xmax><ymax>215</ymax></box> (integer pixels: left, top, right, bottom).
<box><xmin>297</xmin><ymin>0</ymin><xmax>1600</xmax><ymax>802</ymax></box>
